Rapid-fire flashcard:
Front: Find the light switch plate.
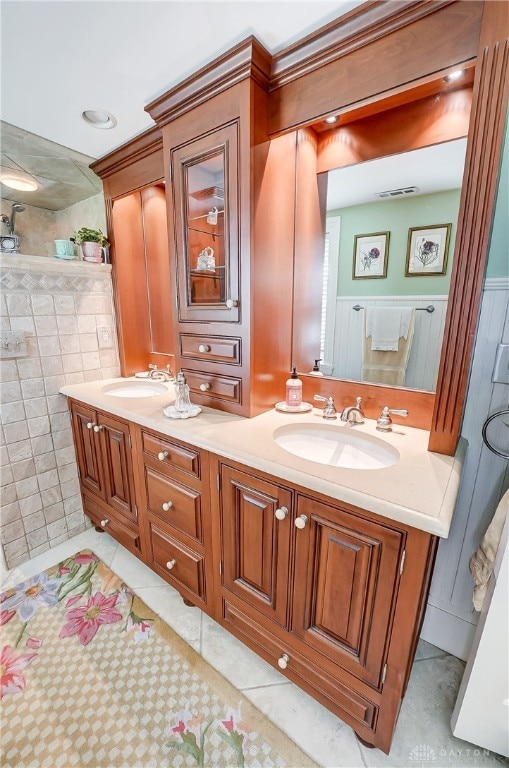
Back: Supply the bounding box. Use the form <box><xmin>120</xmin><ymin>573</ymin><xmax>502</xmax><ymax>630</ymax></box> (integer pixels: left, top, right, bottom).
<box><xmin>492</xmin><ymin>343</ymin><xmax>509</xmax><ymax>384</ymax></box>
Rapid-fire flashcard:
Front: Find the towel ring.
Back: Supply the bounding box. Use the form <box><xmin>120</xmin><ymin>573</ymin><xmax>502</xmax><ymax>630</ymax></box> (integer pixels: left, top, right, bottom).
<box><xmin>482</xmin><ymin>409</ymin><xmax>509</xmax><ymax>460</ymax></box>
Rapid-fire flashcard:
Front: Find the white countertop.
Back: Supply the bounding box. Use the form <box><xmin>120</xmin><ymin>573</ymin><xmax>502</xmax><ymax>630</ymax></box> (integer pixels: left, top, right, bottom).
<box><xmin>60</xmin><ymin>377</ymin><xmax>466</xmax><ymax>538</ymax></box>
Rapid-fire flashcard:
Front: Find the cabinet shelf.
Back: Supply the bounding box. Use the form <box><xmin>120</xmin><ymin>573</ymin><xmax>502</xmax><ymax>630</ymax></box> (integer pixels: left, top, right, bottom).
<box><xmin>190</xmin><ymin>269</ymin><xmax>225</xmax><ymax>279</ymax></box>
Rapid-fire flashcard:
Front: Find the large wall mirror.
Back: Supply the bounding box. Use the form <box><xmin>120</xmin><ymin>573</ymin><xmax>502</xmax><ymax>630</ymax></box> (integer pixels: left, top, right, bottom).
<box><xmin>320</xmin><ymin>138</ymin><xmax>467</xmax><ymax>393</ymax></box>
<box><xmin>292</xmin><ymin>80</ymin><xmax>473</xmax><ymax>401</ymax></box>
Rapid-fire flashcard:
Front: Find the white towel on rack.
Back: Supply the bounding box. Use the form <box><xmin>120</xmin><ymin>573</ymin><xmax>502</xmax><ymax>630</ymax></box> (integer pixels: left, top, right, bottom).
<box><xmin>365</xmin><ymin>307</ymin><xmax>415</xmax><ymax>351</ymax></box>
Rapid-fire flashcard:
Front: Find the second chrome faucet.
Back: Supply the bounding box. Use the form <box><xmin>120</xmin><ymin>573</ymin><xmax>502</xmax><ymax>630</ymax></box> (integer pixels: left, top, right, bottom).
<box><xmin>314</xmin><ymin>395</ymin><xmax>365</xmax><ymax>425</ymax></box>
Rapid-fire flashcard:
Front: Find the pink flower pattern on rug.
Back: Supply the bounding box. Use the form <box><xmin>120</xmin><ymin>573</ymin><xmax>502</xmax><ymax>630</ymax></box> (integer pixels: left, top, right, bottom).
<box><xmin>59</xmin><ymin>592</ymin><xmax>122</xmax><ymax>645</ymax></box>
<box><xmin>0</xmin><ymin>645</ymin><xmax>37</xmax><ymax>698</ymax></box>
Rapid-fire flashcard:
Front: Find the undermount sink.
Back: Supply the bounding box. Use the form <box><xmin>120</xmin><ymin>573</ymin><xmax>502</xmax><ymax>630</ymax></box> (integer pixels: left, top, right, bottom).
<box><xmin>101</xmin><ymin>381</ymin><xmax>168</xmax><ymax>399</ymax></box>
<box><xmin>273</xmin><ymin>423</ymin><xmax>400</xmax><ymax>470</ymax></box>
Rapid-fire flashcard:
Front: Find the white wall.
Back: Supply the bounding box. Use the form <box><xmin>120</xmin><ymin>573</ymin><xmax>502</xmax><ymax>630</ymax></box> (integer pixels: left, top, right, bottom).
<box><xmin>421</xmin><ymin>278</ymin><xmax>509</xmax><ymax>659</ymax></box>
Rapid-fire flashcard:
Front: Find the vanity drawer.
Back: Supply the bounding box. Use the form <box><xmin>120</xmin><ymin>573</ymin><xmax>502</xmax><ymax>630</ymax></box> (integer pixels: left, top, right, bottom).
<box><xmin>83</xmin><ymin>494</ymin><xmax>141</xmax><ymax>557</ymax></box>
<box><xmin>222</xmin><ymin>599</ymin><xmax>378</xmax><ymax>732</ymax></box>
<box><xmin>148</xmin><ymin>522</ymin><xmax>206</xmax><ymax>602</ymax></box>
<box><xmin>180</xmin><ymin>334</ymin><xmax>241</xmax><ymax>365</ymax></box>
<box><xmin>141</xmin><ymin>430</ymin><xmax>201</xmax><ymax>480</ymax></box>
<box><xmin>145</xmin><ymin>467</ymin><xmax>202</xmax><ymax>543</ymax></box>
<box><xmin>183</xmin><ymin>369</ymin><xmax>242</xmax><ymax>404</ymax></box>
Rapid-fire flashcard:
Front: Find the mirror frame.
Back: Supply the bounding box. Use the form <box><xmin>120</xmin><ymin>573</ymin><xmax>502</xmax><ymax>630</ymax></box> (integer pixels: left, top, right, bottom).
<box><xmin>271</xmin><ymin>0</ymin><xmax>508</xmax><ymax>455</ymax></box>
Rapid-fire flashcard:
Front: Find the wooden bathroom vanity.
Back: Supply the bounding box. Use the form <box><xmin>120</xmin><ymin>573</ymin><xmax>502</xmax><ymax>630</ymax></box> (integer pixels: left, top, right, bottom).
<box><xmin>63</xmin><ymin>380</ymin><xmax>464</xmax><ymax>753</ymax></box>
<box><xmin>74</xmin><ymin>0</ymin><xmax>507</xmax><ymax>754</ymax></box>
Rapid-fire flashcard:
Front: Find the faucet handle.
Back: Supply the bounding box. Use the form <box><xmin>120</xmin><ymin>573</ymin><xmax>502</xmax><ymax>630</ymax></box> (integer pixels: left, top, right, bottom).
<box><xmin>313</xmin><ymin>394</ymin><xmax>337</xmax><ymax>420</ymax></box>
<box><xmin>376</xmin><ymin>406</ymin><xmax>408</xmax><ymax>432</ymax></box>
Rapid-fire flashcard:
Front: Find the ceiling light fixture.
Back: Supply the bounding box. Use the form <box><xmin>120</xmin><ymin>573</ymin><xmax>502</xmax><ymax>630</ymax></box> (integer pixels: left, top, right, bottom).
<box><xmin>81</xmin><ymin>109</ymin><xmax>117</xmax><ymax>130</ymax></box>
<box><xmin>325</xmin><ymin>115</ymin><xmax>338</xmax><ymax>124</ymax></box>
<box><xmin>0</xmin><ymin>173</ymin><xmax>38</xmax><ymax>192</ymax></box>
<box><xmin>444</xmin><ymin>70</ymin><xmax>464</xmax><ymax>83</ymax></box>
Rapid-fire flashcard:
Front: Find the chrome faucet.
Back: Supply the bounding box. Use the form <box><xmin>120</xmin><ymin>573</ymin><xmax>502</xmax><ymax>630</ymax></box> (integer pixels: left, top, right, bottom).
<box><xmin>376</xmin><ymin>406</ymin><xmax>408</xmax><ymax>432</ymax></box>
<box><xmin>148</xmin><ymin>363</ymin><xmax>174</xmax><ymax>381</ymax></box>
<box><xmin>313</xmin><ymin>394</ymin><xmax>337</xmax><ymax>419</ymax></box>
<box><xmin>340</xmin><ymin>397</ymin><xmax>364</xmax><ymax>425</ymax></box>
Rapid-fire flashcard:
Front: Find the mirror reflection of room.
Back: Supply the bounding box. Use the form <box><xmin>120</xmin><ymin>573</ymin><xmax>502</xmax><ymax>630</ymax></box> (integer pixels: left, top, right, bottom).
<box><xmin>307</xmin><ymin>79</ymin><xmax>472</xmax><ymax>393</ymax></box>
<box><xmin>321</xmin><ymin>139</ymin><xmax>466</xmax><ymax>391</ymax></box>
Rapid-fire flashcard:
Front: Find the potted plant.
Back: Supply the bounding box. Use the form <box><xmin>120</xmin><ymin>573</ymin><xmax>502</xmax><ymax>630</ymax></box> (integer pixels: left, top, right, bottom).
<box><xmin>72</xmin><ymin>227</ymin><xmax>109</xmax><ymax>262</ymax></box>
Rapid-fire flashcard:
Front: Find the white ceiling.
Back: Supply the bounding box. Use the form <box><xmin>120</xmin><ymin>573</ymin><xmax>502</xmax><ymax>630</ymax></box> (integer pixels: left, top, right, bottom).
<box><xmin>327</xmin><ymin>139</ymin><xmax>468</xmax><ymax>209</ymax></box>
<box><xmin>1</xmin><ymin>0</ymin><xmax>363</xmax><ymax>160</ymax></box>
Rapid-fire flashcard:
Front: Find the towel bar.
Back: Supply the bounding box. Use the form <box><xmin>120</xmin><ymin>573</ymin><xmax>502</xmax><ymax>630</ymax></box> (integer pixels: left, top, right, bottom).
<box><xmin>352</xmin><ymin>304</ymin><xmax>435</xmax><ymax>313</ymax></box>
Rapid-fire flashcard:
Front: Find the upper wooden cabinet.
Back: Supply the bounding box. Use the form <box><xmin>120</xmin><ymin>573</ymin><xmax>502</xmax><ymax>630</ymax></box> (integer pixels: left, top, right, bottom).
<box><xmin>147</xmin><ymin>39</ymin><xmax>295</xmax><ymax>416</ymax></box>
<box><xmin>172</xmin><ymin>123</ymin><xmax>239</xmax><ymax>322</ymax></box>
<box><xmin>91</xmin><ymin>128</ymin><xmax>174</xmax><ymax>376</ymax></box>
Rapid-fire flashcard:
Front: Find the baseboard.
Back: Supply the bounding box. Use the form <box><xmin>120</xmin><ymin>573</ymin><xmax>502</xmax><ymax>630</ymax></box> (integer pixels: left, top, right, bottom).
<box><xmin>420</xmin><ymin>604</ymin><xmax>477</xmax><ymax>661</ymax></box>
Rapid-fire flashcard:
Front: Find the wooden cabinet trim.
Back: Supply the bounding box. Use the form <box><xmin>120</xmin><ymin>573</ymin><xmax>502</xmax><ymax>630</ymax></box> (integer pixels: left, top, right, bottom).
<box><xmin>146</xmin><ymin>37</ymin><xmax>271</xmax><ymax>126</ymax></box>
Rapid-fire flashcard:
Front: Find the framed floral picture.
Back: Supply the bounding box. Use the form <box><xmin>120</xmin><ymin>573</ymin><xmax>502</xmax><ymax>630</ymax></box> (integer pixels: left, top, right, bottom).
<box><xmin>405</xmin><ymin>224</ymin><xmax>451</xmax><ymax>276</ymax></box>
<box><xmin>352</xmin><ymin>232</ymin><xmax>390</xmax><ymax>279</ymax></box>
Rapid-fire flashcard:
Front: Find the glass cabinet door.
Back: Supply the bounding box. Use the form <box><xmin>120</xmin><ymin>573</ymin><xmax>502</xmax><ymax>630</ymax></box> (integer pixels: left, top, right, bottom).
<box><xmin>172</xmin><ymin>123</ymin><xmax>239</xmax><ymax>322</ymax></box>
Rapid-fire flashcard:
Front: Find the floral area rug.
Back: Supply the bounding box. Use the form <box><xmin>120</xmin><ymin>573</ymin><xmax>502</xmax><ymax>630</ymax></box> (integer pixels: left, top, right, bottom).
<box><xmin>0</xmin><ymin>551</ymin><xmax>317</xmax><ymax>768</ymax></box>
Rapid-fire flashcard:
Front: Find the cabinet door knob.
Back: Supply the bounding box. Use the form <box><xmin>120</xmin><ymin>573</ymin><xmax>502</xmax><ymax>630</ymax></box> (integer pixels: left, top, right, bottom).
<box><xmin>199</xmin><ymin>383</ymin><xmax>211</xmax><ymax>391</ymax></box>
<box><xmin>275</xmin><ymin>506</ymin><xmax>288</xmax><ymax>521</ymax></box>
<box><xmin>86</xmin><ymin>421</ymin><xmax>95</xmax><ymax>430</ymax></box>
<box><xmin>277</xmin><ymin>653</ymin><xmax>289</xmax><ymax>670</ymax></box>
<box><xmin>158</xmin><ymin>451</ymin><xmax>169</xmax><ymax>461</ymax></box>
<box><xmin>294</xmin><ymin>514</ymin><xmax>308</xmax><ymax>529</ymax></box>
<box><xmin>166</xmin><ymin>559</ymin><xmax>176</xmax><ymax>570</ymax></box>
<box><xmin>93</xmin><ymin>424</ymin><xmax>103</xmax><ymax>433</ymax></box>
<box><xmin>100</xmin><ymin>519</ymin><xmax>109</xmax><ymax>527</ymax></box>
<box><xmin>162</xmin><ymin>501</ymin><xmax>173</xmax><ymax>511</ymax></box>
<box><xmin>225</xmin><ymin>299</ymin><xmax>238</xmax><ymax>309</ymax></box>
<box><xmin>198</xmin><ymin>344</ymin><xmax>211</xmax><ymax>353</ymax></box>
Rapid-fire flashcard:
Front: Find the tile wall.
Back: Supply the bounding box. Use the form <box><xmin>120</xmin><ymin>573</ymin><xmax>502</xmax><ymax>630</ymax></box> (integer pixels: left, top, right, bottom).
<box><xmin>0</xmin><ymin>254</ymin><xmax>120</xmax><ymax>569</ymax></box>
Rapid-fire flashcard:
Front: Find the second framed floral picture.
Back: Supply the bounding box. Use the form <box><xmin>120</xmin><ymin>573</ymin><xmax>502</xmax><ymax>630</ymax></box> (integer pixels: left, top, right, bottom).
<box><xmin>353</xmin><ymin>232</ymin><xmax>390</xmax><ymax>279</ymax></box>
<box><xmin>405</xmin><ymin>224</ymin><xmax>451</xmax><ymax>276</ymax></box>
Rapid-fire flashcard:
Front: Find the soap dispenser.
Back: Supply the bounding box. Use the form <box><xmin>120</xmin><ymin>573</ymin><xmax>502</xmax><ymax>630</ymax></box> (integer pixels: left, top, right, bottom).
<box><xmin>309</xmin><ymin>359</ymin><xmax>323</xmax><ymax>376</ymax></box>
<box><xmin>285</xmin><ymin>367</ymin><xmax>303</xmax><ymax>408</ymax></box>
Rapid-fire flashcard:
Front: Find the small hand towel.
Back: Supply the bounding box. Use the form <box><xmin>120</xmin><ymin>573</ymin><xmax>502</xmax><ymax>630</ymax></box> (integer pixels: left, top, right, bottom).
<box><xmin>469</xmin><ymin>487</ymin><xmax>509</xmax><ymax>611</ymax></box>
<box><xmin>365</xmin><ymin>307</ymin><xmax>415</xmax><ymax>351</ymax></box>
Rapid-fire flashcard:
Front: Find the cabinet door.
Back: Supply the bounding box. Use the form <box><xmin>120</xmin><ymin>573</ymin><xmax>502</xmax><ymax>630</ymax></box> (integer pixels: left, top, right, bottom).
<box><xmin>292</xmin><ymin>495</ymin><xmax>404</xmax><ymax>688</ymax></box>
<box><xmin>220</xmin><ymin>465</ymin><xmax>292</xmax><ymax>627</ymax></box>
<box><xmin>172</xmin><ymin>122</ymin><xmax>239</xmax><ymax>323</ymax></box>
<box><xmin>97</xmin><ymin>413</ymin><xmax>137</xmax><ymax>524</ymax></box>
<box><xmin>70</xmin><ymin>402</ymin><xmax>104</xmax><ymax>499</ymax></box>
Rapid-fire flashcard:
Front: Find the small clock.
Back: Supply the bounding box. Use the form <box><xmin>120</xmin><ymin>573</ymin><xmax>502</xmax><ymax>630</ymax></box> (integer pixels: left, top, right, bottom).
<box><xmin>0</xmin><ymin>235</ymin><xmax>20</xmax><ymax>253</ymax></box>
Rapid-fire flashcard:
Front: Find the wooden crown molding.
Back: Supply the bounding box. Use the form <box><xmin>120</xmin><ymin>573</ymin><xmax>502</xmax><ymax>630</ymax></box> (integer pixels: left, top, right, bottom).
<box><xmin>145</xmin><ymin>36</ymin><xmax>272</xmax><ymax>126</ymax></box>
<box><xmin>90</xmin><ymin>125</ymin><xmax>162</xmax><ymax>179</ymax></box>
<box><xmin>270</xmin><ymin>0</ymin><xmax>457</xmax><ymax>89</ymax></box>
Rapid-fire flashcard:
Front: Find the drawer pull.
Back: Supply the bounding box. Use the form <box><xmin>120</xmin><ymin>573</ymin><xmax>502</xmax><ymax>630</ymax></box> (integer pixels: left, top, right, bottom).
<box><xmin>277</xmin><ymin>653</ymin><xmax>289</xmax><ymax>670</ymax></box>
<box><xmin>199</xmin><ymin>383</ymin><xmax>211</xmax><ymax>392</ymax></box>
<box><xmin>158</xmin><ymin>451</ymin><xmax>169</xmax><ymax>461</ymax></box>
<box><xmin>86</xmin><ymin>421</ymin><xmax>95</xmax><ymax>430</ymax></box>
<box><xmin>275</xmin><ymin>506</ymin><xmax>288</xmax><ymax>521</ymax></box>
<box><xmin>198</xmin><ymin>344</ymin><xmax>211</xmax><ymax>353</ymax></box>
<box><xmin>162</xmin><ymin>501</ymin><xmax>173</xmax><ymax>511</ymax></box>
<box><xmin>93</xmin><ymin>424</ymin><xmax>103</xmax><ymax>433</ymax></box>
<box><xmin>100</xmin><ymin>518</ymin><xmax>109</xmax><ymax>527</ymax></box>
<box><xmin>226</xmin><ymin>299</ymin><xmax>238</xmax><ymax>309</ymax></box>
<box><xmin>294</xmin><ymin>514</ymin><xmax>308</xmax><ymax>530</ymax></box>
<box><xmin>166</xmin><ymin>559</ymin><xmax>176</xmax><ymax>570</ymax></box>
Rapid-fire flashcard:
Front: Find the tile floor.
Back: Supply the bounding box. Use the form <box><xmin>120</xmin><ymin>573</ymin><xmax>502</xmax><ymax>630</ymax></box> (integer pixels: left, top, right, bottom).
<box><xmin>1</xmin><ymin>529</ymin><xmax>506</xmax><ymax>768</ymax></box>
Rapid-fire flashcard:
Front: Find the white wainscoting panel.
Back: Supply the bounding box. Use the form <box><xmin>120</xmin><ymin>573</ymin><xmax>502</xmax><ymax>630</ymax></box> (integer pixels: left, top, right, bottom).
<box><xmin>421</xmin><ymin>278</ymin><xmax>509</xmax><ymax>659</ymax></box>
<box><xmin>332</xmin><ymin>296</ymin><xmax>448</xmax><ymax>392</ymax></box>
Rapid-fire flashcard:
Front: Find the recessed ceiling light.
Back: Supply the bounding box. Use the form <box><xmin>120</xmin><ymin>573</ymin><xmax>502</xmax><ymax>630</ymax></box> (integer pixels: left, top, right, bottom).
<box><xmin>81</xmin><ymin>109</ymin><xmax>117</xmax><ymax>130</ymax></box>
<box><xmin>325</xmin><ymin>115</ymin><xmax>338</xmax><ymax>124</ymax></box>
<box><xmin>0</xmin><ymin>173</ymin><xmax>38</xmax><ymax>192</ymax></box>
<box><xmin>444</xmin><ymin>70</ymin><xmax>464</xmax><ymax>83</ymax></box>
